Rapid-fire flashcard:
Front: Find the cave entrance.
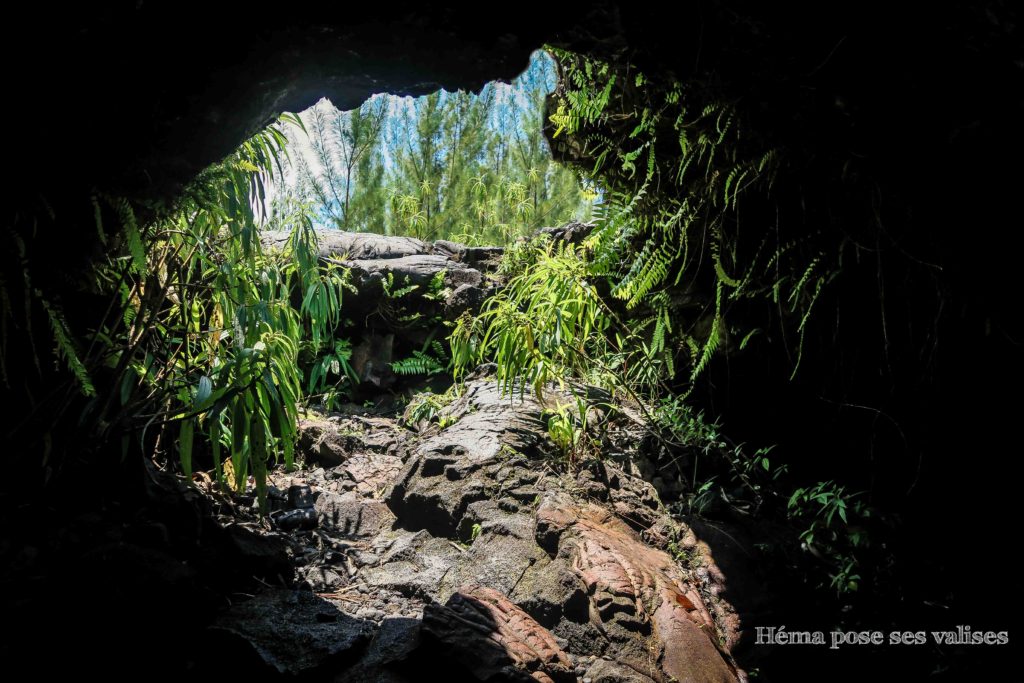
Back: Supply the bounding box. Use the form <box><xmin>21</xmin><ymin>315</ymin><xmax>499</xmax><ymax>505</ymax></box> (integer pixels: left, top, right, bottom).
<box><xmin>263</xmin><ymin>49</ymin><xmax>595</xmax><ymax>246</ymax></box>
<box><xmin>231</xmin><ymin>50</ymin><xmax>597</xmax><ymax>411</ymax></box>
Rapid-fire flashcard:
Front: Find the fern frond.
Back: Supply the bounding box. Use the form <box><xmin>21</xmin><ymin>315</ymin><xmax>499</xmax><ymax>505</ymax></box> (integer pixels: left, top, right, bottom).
<box><xmin>690</xmin><ymin>283</ymin><xmax>724</xmax><ymax>381</ymax></box>
<box><xmin>616</xmin><ymin>240</ymin><xmax>677</xmax><ymax>309</ymax></box>
<box><xmin>109</xmin><ymin>197</ymin><xmax>147</xmax><ymax>276</ymax></box>
<box><xmin>390</xmin><ymin>350</ymin><xmax>445</xmax><ymax>376</ymax></box>
<box><xmin>790</xmin><ymin>276</ymin><xmax>826</xmax><ymax>380</ymax></box>
<box><xmin>37</xmin><ymin>293</ymin><xmax>95</xmax><ymax>396</ymax></box>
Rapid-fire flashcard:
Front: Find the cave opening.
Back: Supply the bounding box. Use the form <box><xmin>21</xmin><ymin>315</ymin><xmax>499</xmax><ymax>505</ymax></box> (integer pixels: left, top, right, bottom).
<box><xmin>262</xmin><ymin>49</ymin><xmax>596</xmax><ymax>244</ymax></box>
<box><xmin>2</xmin><ymin>7</ymin><xmax>1022</xmax><ymax>682</ymax></box>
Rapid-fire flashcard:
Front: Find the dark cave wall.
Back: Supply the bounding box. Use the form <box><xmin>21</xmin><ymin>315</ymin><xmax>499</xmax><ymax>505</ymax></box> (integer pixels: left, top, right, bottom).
<box><xmin>10</xmin><ymin>5</ymin><xmax>563</xmax><ymax>200</ymax></box>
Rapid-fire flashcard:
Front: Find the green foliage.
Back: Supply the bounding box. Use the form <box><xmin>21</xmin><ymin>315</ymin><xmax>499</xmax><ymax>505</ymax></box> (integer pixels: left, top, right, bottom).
<box><xmin>787</xmin><ymin>481</ymin><xmax>871</xmax><ymax>594</ymax></box>
<box><xmin>308</xmin><ymin>338</ymin><xmax>360</xmax><ymax>410</ymax></box>
<box><xmin>38</xmin><ymin>294</ymin><xmax>95</xmax><ymax>397</ymax></box>
<box><xmin>423</xmin><ymin>270</ymin><xmax>449</xmax><ymax>303</ymax></box>
<box><xmin>377</xmin><ymin>271</ymin><xmax>447</xmax><ymax>330</ymax></box>
<box><xmin>651</xmin><ymin>395</ymin><xmax>721</xmax><ymax>450</ymax></box>
<box><xmin>543</xmin><ymin>396</ymin><xmax>592</xmax><ymax>466</ymax></box>
<box><xmin>390</xmin><ymin>341</ymin><xmax>447</xmax><ymax>377</ymax></box>
<box><xmin>666</xmin><ymin>528</ymin><xmax>697</xmax><ymax>568</ymax></box>
<box><xmin>382</xmin><ymin>272</ymin><xmax>419</xmax><ymax>300</ymax></box>
<box><xmin>402</xmin><ymin>383</ymin><xmax>463</xmax><ymax>428</ymax></box>
<box><xmin>451</xmin><ymin>237</ymin><xmax>610</xmax><ymax>399</ymax></box>
<box><xmin>451</xmin><ymin>233</ymin><xmax>687</xmax><ymax>421</ymax></box>
<box><xmin>32</xmin><ymin>113</ymin><xmax>352</xmax><ymax>513</ymax></box>
<box><xmin>0</xmin><ymin>224</ymin><xmax>98</xmax><ymax>404</ymax></box>
<box><xmin>546</xmin><ymin>47</ymin><xmax>837</xmax><ymax>383</ymax></box>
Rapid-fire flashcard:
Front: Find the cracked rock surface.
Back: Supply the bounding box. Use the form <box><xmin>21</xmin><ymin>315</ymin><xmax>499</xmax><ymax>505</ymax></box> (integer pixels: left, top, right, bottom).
<box><xmin>201</xmin><ymin>377</ymin><xmax>745</xmax><ymax>682</ymax></box>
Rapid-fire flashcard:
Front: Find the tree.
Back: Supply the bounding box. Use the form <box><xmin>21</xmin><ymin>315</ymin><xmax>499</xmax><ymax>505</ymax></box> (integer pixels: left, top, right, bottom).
<box><xmin>389</xmin><ymin>92</ymin><xmax>447</xmax><ymax>239</ymax></box>
<box><xmin>277</xmin><ymin>97</ymin><xmax>386</xmax><ymax>230</ymax></box>
<box><xmin>272</xmin><ymin>50</ymin><xmax>593</xmax><ymax>244</ymax></box>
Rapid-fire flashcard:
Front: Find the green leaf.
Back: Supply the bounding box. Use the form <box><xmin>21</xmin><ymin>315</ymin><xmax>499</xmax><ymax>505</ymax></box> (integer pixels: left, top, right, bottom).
<box><xmin>210</xmin><ymin>414</ymin><xmax>223</xmax><ymax>485</ymax></box>
<box><xmin>179</xmin><ymin>418</ymin><xmax>194</xmax><ymax>479</ymax></box>
<box><xmin>250</xmin><ymin>419</ymin><xmax>269</xmax><ymax>515</ymax></box>
<box><xmin>119</xmin><ymin>369</ymin><xmax>135</xmax><ymax>406</ymax></box>
<box><xmin>739</xmin><ymin>328</ymin><xmax>761</xmax><ymax>350</ymax></box>
<box><xmin>231</xmin><ymin>399</ymin><xmax>248</xmax><ymax>491</ymax></box>
<box><xmin>196</xmin><ymin>375</ymin><xmax>213</xmax><ymax>406</ymax></box>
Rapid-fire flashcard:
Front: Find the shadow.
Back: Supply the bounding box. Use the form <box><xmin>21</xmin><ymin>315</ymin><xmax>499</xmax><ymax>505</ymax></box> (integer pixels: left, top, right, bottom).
<box><xmin>415</xmin><ymin>587</ymin><xmax>576</xmax><ymax>683</ymax></box>
<box><xmin>197</xmin><ymin>589</ymin><xmax>376</xmax><ymax>681</ymax></box>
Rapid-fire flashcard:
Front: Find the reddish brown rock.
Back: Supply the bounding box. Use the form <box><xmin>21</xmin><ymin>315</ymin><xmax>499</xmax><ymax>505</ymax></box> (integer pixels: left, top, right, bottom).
<box><xmin>423</xmin><ymin>585</ymin><xmax>575</xmax><ymax>682</ymax></box>
<box><xmin>538</xmin><ymin>497</ymin><xmax>741</xmax><ymax>683</ymax></box>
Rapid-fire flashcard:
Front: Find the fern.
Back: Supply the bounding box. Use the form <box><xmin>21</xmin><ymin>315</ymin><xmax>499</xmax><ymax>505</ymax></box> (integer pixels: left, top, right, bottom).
<box><xmin>37</xmin><ymin>293</ymin><xmax>95</xmax><ymax>397</ymax></box>
<box><xmin>383</xmin><ymin>272</ymin><xmax>418</xmax><ymax>299</ymax></box>
<box><xmin>615</xmin><ymin>239</ymin><xmax>677</xmax><ymax>309</ymax></box>
<box><xmin>544</xmin><ymin>48</ymin><xmax>832</xmax><ymax>386</ymax></box>
<box><xmin>790</xmin><ymin>275</ymin><xmax>827</xmax><ymax>380</ymax></box>
<box><xmin>391</xmin><ymin>350</ymin><xmax>445</xmax><ymax>376</ymax></box>
<box><xmin>789</xmin><ymin>256</ymin><xmax>822</xmax><ymax>306</ymax></box>
<box><xmin>739</xmin><ymin>328</ymin><xmax>762</xmax><ymax>350</ymax></box>
<box><xmin>690</xmin><ymin>283</ymin><xmax>724</xmax><ymax>381</ymax></box>
<box><xmin>108</xmin><ymin>197</ymin><xmax>147</xmax><ymax>276</ymax></box>
<box><xmin>711</xmin><ymin>233</ymin><xmax>742</xmax><ymax>289</ymax></box>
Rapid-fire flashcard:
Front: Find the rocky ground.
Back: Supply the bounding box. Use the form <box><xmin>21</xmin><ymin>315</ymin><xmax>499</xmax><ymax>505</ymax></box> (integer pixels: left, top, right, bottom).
<box><xmin>197</xmin><ymin>373</ymin><xmax>747</xmax><ymax>682</ymax></box>
<box><xmin>1</xmin><ymin>229</ymin><xmax>759</xmax><ymax>681</ymax></box>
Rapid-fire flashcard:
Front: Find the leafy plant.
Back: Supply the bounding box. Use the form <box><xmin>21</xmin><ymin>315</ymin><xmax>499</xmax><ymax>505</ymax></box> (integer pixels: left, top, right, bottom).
<box><xmin>666</xmin><ymin>529</ymin><xmax>697</xmax><ymax>568</ymax></box>
<box><xmin>652</xmin><ymin>395</ymin><xmax>721</xmax><ymax>450</ymax></box>
<box><xmin>382</xmin><ymin>271</ymin><xmax>419</xmax><ymax>300</ymax></box>
<box><xmin>543</xmin><ymin>396</ymin><xmax>592</xmax><ymax>465</ymax></box>
<box><xmin>422</xmin><ymin>269</ymin><xmax>449</xmax><ymax>303</ymax></box>
<box><xmin>307</xmin><ymin>338</ymin><xmax>361</xmax><ymax>409</ymax></box>
<box><xmin>451</xmin><ymin>238</ymin><xmax>611</xmax><ymax>400</ymax></box>
<box><xmin>402</xmin><ymin>383</ymin><xmax>463</xmax><ymax>428</ymax></box>
<box><xmin>686</xmin><ymin>477</ymin><xmax>719</xmax><ymax>517</ymax></box>
<box><xmin>24</xmin><ymin>113</ymin><xmax>353</xmax><ymax>513</ymax></box>
<box><xmin>391</xmin><ymin>339</ymin><xmax>447</xmax><ymax>377</ymax></box>
<box><xmin>545</xmin><ymin>47</ymin><xmax>839</xmax><ymax>384</ymax></box>
<box><xmin>787</xmin><ymin>481</ymin><xmax>870</xmax><ymax>594</ymax></box>
<box><xmin>377</xmin><ymin>270</ymin><xmax>450</xmax><ymax>331</ymax></box>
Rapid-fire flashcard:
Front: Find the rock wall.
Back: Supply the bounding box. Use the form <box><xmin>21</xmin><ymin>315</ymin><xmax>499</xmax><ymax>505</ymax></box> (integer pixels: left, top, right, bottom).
<box><xmin>263</xmin><ymin>229</ymin><xmax>501</xmax><ymax>391</ymax></box>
